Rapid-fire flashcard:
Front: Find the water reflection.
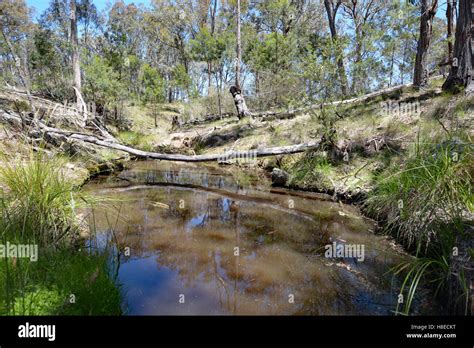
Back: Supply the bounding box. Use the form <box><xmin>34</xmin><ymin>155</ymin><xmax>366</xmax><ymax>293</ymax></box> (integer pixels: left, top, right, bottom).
<box><xmin>85</xmin><ymin>161</ymin><xmax>410</xmax><ymax>315</ymax></box>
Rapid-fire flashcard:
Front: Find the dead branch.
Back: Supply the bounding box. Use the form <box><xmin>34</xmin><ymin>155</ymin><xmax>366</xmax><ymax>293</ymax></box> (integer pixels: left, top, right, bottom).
<box><xmin>1</xmin><ymin>109</ymin><xmax>320</xmax><ymax>162</ymax></box>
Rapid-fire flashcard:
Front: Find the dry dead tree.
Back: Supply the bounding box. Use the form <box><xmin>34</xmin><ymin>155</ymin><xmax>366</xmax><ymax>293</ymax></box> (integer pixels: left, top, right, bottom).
<box><xmin>0</xmin><ymin>109</ymin><xmax>321</xmax><ymax>162</ymax></box>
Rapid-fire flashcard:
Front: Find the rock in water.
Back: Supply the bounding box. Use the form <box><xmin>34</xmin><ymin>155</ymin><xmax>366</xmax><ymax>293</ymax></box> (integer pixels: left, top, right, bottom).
<box><xmin>271</xmin><ymin>168</ymin><xmax>289</xmax><ymax>187</ymax></box>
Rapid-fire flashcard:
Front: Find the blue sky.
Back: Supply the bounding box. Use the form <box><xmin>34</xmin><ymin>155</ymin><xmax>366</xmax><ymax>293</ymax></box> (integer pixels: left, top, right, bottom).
<box><xmin>26</xmin><ymin>0</ymin><xmax>152</xmax><ymax>19</ymax></box>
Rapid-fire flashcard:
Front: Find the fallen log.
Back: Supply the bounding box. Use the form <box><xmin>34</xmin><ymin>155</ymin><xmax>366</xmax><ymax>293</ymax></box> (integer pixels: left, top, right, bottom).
<box><xmin>55</xmin><ymin>131</ymin><xmax>320</xmax><ymax>162</ymax></box>
<box><xmin>181</xmin><ymin>76</ymin><xmax>445</xmax><ymax>125</ymax></box>
<box><xmin>1</xmin><ymin>109</ymin><xmax>320</xmax><ymax>162</ymax></box>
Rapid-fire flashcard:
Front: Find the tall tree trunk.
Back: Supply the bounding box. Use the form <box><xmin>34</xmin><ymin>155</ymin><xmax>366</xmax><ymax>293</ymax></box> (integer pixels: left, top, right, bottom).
<box><xmin>446</xmin><ymin>0</ymin><xmax>456</xmax><ymax>62</ymax></box>
<box><xmin>235</xmin><ymin>0</ymin><xmax>242</xmax><ymax>89</ymax></box>
<box><xmin>352</xmin><ymin>25</ymin><xmax>363</xmax><ymax>93</ymax></box>
<box><xmin>401</xmin><ymin>40</ymin><xmax>409</xmax><ymax>84</ymax></box>
<box><xmin>168</xmin><ymin>86</ymin><xmax>173</xmax><ymax>103</ymax></box>
<box><xmin>1</xmin><ymin>30</ymin><xmax>36</xmax><ymax>117</ymax></box>
<box><xmin>208</xmin><ymin>61</ymin><xmax>212</xmax><ymax>96</ymax></box>
<box><xmin>413</xmin><ymin>0</ymin><xmax>438</xmax><ymax>87</ymax></box>
<box><xmin>215</xmin><ymin>72</ymin><xmax>222</xmax><ymax>118</ymax></box>
<box><xmin>389</xmin><ymin>45</ymin><xmax>395</xmax><ymax>87</ymax></box>
<box><xmin>442</xmin><ymin>0</ymin><xmax>473</xmax><ymax>92</ymax></box>
<box><xmin>323</xmin><ymin>0</ymin><xmax>349</xmax><ymax>96</ymax></box>
<box><xmin>231</xmin><ymin>0</ymin><xmax>251</xmax><ymax>119</ymax></box>
<box><xmin>70</xmin><ymin>0</ymin><xmax>86</xmax><ymax>127</ymax></box>
<box><xmin>211</xmin><ymin>0</ymin><xmax>217</xmax><ymax>35</ymax></box>
<box><xmin>70</xmin><ymin>0</ymin><xmax>81</xmax><ymax>95</ymax></box>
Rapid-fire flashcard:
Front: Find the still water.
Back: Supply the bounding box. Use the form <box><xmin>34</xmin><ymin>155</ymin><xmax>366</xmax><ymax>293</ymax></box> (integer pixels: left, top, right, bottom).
<box><xmin>84</xmin><ymin>161</ymin><xmax>417</xmax><ymax>315</ymax></box>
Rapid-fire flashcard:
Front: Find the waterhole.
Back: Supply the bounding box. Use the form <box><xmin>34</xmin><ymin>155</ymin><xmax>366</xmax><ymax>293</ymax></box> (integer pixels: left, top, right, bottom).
<box><xmin>84</xmin><ymin>161</ymin><xmax>420</xmax><ymax>315</ymax></box>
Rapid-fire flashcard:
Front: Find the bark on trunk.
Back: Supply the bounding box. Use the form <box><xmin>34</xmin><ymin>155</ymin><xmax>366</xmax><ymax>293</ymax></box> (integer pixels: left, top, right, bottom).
<box><xmin>442</xmin><ymin>0</ymin><xmax>473</xmax><ymax>93</ymax></box>
<box><xmin>324</xmin><ymin>0</ymin><xmax>349</xmax><ymax>96</ymax></box>
<box><xmin>413</xmin><ymin>0</ymin><xmax>438</xmax><ymax>87</ymax></box>
<box><xmin>231</xmin><ymin>0</ymin><xmax>251</xmax><ymax>119</ymax></box>
<box><xmin>70</xmin><ymin>0</ymin><xmax>82</xmax><ymax>96</ymax></box>
<box><xmin>352</xmin><ymin>26</ymin><xmax>363</xmax><ymax>93</ymax></box>
<box><xmin>235</xmin><ymin>0</ymin><xmax>242</xmax><ymax>89</ymax></box>
<box><xmin>230</xmin><ymin>86</ymin><xmax>251</xmax><ymax>119</ymax></box>
<box><xmin>446</xmin><ymin>0</ymin><xmax>455</xmax><ymax>61</ymax></box>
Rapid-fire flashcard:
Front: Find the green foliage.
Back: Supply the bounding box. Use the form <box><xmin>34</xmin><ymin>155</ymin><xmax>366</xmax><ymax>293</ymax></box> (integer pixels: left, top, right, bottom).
<box><xmin>140</xmin><ymin>63</ymin><xmax>165</xmax><ymax>105</ymax></box>
<box><xmin>30</xmin><ymin>28</ymin><xmax>72</xmax><ymax>100</ymax></box>
<box><xmin>246</xmin><ymin>32</ymin><xmax>296</xmax><ymax>73</ymax></box>
<box><xmin>287</xmin><ymin>152</ymin><xmax>334</xmax><ymax>192</ymax></box>
<box><xmin>189</xmin><ymin>27</ymin><xmax>228</xmax><ymax>64</ymax></box>
<box><xmin>0</xmin><ymin>248</ymin><xmax>122</xmax><ymax>315</ymax></box>
<box><xmin>366</xmin><ymin>134</ymin><xmax>472</xmax><ymax>315</ymax></box>
<box><xmin>83</xmin><ymin>55</ymin><xmax>127</xmax><ymax>112</ymax></box>
<box><xmin>12</xmin><ymin>287</ymin><xmax>64</xmax><ymax>315</ymax></box>
<box><xmin>171</xmin><ymin>64</ymin><xmax>192</xmax><ymax>93</ymax></box>
<box><xmin>117</xmin><ymin>131</ymin><xmax>155</xmax><ymax>152</ymax></box>
<box><xmin>392</xmin><ymin>256</ymin><xmax>449</xmax><ymax>315</ymax></box>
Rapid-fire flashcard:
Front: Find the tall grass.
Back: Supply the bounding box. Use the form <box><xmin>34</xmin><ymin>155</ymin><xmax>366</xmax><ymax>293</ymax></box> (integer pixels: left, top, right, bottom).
<box><xmin>366</xmin><ymin>134</ymin><xmax>472</xmax><ymax>314</ymax></box>
<box><xmin>0</xmin><ymin>248</ymin><xmax>122</xmax><ymax>315</ymax></box>
<box><xmin>0</xmin><ymin>151</ymin><xmax>81</xmax><ymax>246</ymax></box>
<box><xmin>0</xmin><ymin>150</ymin><xmax>122</xmax><ymax>315</ymax></box>
<box><xmin>365</xmin><ymin>136</ymin><xmax>472</xmax><ymax>249</ymax></box>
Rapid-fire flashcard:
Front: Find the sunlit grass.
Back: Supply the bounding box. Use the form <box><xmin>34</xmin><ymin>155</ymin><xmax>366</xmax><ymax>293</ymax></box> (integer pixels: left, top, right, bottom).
<box><xmin>366</xmin><ymin>132</ymin><xmax>472</xmax><ymax>314</ymax></box>
<box><xmin>0</xmin><ymin>150</ymin><xmax>123</xmax><ymax>315</ymax></box>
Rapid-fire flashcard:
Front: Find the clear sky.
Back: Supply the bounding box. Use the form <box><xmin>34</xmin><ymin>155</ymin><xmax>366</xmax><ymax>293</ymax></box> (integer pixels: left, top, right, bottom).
<box><xmin>26</xmin><ymin>0</ymin><xmax>152</xmax><ymax>20</ymax></box>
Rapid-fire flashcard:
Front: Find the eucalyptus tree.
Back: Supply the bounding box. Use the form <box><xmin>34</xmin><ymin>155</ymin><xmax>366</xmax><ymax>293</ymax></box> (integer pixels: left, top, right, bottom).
<box><xmin>442</xmin><ymin>0</ymin><xmax>473</xmax><ymax>92</ymax></box>
<box><xmin>341</xmin><ymin>0</ymin><xmax>387</xmax><ymax>94</ymax></box>
<box><xmin>230</xmin><ymin>0</ymin><xmax>251</xmax><ymax>118</ymax></box>
<box><xmin>70</xmin><ymin>0</ymin><xmax>82</xmax><ymax>106</ymax></box>
<box><xmin>412</xmin><ymin>0</ymin><xmax>438</xmax><ymax>87</ymax></box>
<box><xmin>0</xmin><ymin>0</ymin><xmax>36</xmax><ymax>112</ymax></box>
<box><xmin>323</xmin><ymin>0</ymin><xmax>348</xmax><ymax>96</ymax></box>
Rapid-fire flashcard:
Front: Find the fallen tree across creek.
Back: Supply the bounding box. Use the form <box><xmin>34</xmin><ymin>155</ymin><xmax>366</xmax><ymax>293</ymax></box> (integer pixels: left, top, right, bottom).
<box><xmin>0</xmin><ymin>109</ymin><xmax>320</xmax><ymax>162</ymax></box>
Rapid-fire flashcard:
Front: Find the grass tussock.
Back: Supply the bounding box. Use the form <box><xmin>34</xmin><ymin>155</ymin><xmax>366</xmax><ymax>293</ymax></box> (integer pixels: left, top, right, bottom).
<box><xmin>0</xmin><ymin>151</ymin><xmax>123</xmax><ymax>315</ymax></box>
<box><xmin>365</xmin><ymin>135</ymin><xmax>472</xmax><ymax>248</ymax></box>
<box><xmin>287</xmin><ymin>152</ymin><xmax>335</xmax><ymax>193</ymax></box>
<box><xmin>0</xmin><ymin>152</ymin><xmax>82</xmax><ymax>246</ymax></box>
<box><xmin>365</xmin><ymin>133</ymin><xmax>473</xmax><ymax>314</ymax></box>
<box><xmin>117</xmin><ymin>130</ymin><xmax>155</xmax><ymax>152</ymax></box>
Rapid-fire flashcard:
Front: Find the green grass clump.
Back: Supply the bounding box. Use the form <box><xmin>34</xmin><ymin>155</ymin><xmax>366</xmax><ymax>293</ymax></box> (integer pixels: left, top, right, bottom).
<box><xmin>12</xmin><ymin>287</ymin><xmax>64</xmax><ymax>315</ymax></box>
<box><xmin>366</xmin><ymin>134</ymin><xmax>472</xmax><ymax>314</ymax></box>
<box><xmin>117</xmin><ymin>131</ymin><xmax>155</xmax><ymax>151</ymax></box>
<box><xmin>287</xmin><ymin>152</ymin><xmax>334</xmax><ymax>192</ymax></box>
<box><xmin>365</xmin><ymin>136</ymin><xmax>472</xmax><ymax>248</ymax></box>
<box><xmin>0</xmin><ymin>249</ymin><xmax>122</xmax><ymax>315</ymax></box>
<box><xmin>0</xmin><ymin>152</ymin><xmax>81</xmax><ymax>246</ymax></box>
<box><xmin>0</xmin><ymin>151</ymin><xmax>123</xmax><ymax>315</ymax></box>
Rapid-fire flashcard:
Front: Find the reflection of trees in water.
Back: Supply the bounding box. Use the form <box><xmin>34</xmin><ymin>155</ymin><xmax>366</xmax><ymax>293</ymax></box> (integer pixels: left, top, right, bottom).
<box><xmin>94</xmin><ymin>190</ymin><xmax>328</xmax><ymax>313</ymax></box>
<box><xmin>88</xmin><ymin>184</ymin><xmax>398</xmax><ymax>314</ymax></box>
